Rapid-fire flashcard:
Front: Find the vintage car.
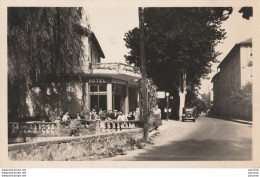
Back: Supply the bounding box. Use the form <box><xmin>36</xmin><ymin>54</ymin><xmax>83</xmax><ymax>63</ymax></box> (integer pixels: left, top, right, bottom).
<box><xmin>182</xmin><ymin>107</ymin><xmax>196</xmax><ymax>122</ymax></box>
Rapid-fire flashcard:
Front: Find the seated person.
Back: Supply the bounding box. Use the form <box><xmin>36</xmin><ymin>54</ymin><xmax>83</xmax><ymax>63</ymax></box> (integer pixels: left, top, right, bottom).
<box><xmin>111</xmin><ymin>110</ymin><xmax>119</xmax><ymax>120</ymax></box>
<box><xmin>69</xmin><ymin>118</ymin><xmax>80</xmax><ymax>136</ymax></box>
<box><xmin>135</xmin><ymin>106</ymin><xmax>140</xmax><ymax>121</ymax></box>
<box><xmin>76</xmin><ymin>111</ymin><xmax>82</xmax><ymax>120</ymax></box>
<box><xmin>122</xmin><ymin>112</ymin><xmax>130</xmax><ymax>127</ymax></box>
<box><xmin>104</xmin><ymin>116</ymin><xmax>112</xmax><ymax>129</ymax></box>
<box><xmin>104</xmin><ymin>110</ymin><xmax>113</xmax><ymax>129</ymax></box>
<box><xmin>99</xmin><ymin>109</ymin><xmax>107</xmax><ymax>120</ymax></box>
<box><xmin>54</xmin><ymin>111</ymin><xmax>63</xmax><ymax>123</ymax></box>
<box><xmin>61</xmin><ymin>111</ymin><xmax>71</xmax><ymax>126</ymax></box>
<box><xmin>90</xmin><ymin>109</ymin><xmax>99</xmax><ymax>120</ymax></box>
<box><xmin>98</xmin><ymin>108</ymin><xmax>103</xmax><ymax>116</ymax></box>
<box><xmin>83</xmin><ymin>111</ymin><xmax>90</xmax><ymax>120</ymax></box>
<box><xmin>105</xmin><ymin>116</ymin><xmax>112</xmax><ymax>121</ymax></box>
<box><xmin>127</xmin><ymin>112</ymin><xmax>134</xmax><ymax>120</ymax></box>
<box><xmin>117</xmin><ymin>112</ymin><xmax>127</xmax><ymax>121</ymax></box>
<box><xmin>54</xmin><ymin>117</ymin><xmax>61</xmax><ymax>123</ymax></box>
<box><xmin>106</xmin><ymin>110</ymin><xmax>113</xmax><ymax>118</ymax></box>
<box><xmin>49</xmin><ymin>116</ymin><xmax>56</xmax><ymax>122</ymax></box>
<box><xmin>117</xmin><ymin>111</ymin><xmax>128</xmax><ymax>130</ymax></box>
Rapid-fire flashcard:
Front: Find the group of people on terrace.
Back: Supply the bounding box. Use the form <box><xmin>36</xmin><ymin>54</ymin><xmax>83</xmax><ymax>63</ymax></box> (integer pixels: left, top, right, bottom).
<box><xmin>51</xmin><ymin>106</ymin><xmax>141</xmax><ymax>126</ymax></box>
<box><xmin>49</xmin><ymin>104</ymin><xmax>162</xmax><ymax>131</ymax></box>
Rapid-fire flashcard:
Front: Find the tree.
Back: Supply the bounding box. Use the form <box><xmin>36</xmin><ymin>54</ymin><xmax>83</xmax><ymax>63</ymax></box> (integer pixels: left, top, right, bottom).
<box><xmin>201</xmin><ymin>93</ymin><xmax>212</xmax><ymax>110</ymax></box>
<box><xmin>228</xmin><ymin>82</ymin><xmax>252</xmax><ymax>106</ymax></box>
<box><xmin>138</xmin><ymin>8</ymin><xmax>149</xmax><ymax>140</ymax></box>
<box><xmin>124</xmin><ymin>7</ymin><xmax>232</xmax><ymax>120</ymax></box>
<box><xmin>239</xmin><ymin>7</ymin><xmax>253</xmax><ymax>20</ymax></box>
<box><xmin>8</xmin><ymin>7</ymin><xmax>84</xmax><ymax>118</ymax></box>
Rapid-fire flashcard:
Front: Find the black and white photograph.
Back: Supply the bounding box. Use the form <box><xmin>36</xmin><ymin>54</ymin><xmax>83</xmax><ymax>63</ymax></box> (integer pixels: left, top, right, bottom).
<box><xmin>0</xmin><ymin>0</ymin><xmax>259</xmax><ymax>170</ymax></box>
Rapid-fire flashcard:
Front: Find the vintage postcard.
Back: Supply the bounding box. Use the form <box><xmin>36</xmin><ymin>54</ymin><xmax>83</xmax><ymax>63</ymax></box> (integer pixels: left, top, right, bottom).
<box><xmin>0</xmin><ymin>0</ymin><xmax>259</xmax><ymax>168</ymax></box>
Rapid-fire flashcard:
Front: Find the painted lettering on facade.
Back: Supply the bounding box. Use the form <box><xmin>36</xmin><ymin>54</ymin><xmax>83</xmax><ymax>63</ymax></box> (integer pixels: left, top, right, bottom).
<box><xmin>112</xmin><ymin>79</ymin><xmax>127</xmax><ymax>85</ymax></box>
<box><xmin>88</xmin><ymin>78</ymin><xmax>107</xmax><ymax>84</ymax></box>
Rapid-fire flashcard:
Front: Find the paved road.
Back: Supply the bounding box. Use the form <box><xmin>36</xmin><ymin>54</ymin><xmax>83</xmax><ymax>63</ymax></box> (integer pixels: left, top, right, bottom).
<box><xmin>100</xmin><ymin>116</ymin><xmax>252</xmax><ymax>161</ymax></box>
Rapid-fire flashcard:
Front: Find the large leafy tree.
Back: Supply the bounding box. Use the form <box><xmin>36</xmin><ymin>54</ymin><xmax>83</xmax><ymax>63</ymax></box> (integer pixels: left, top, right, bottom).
<box><xmin>239</xmin><ymin>7</ymin><xmax>253</xmax><ymax>20</ymax></box>
<box><xmin>8</xmin><ymin>7</ymin><xmax>84</xmax><ymax>118</ymax></box>
<box><xmin>8</xmin><ymin>7</ymin><xmax>84</xmax><ymax>86</ymax></box>
<box><xmin>124</xmin><ymin>7</ymin><xmax>232</xmax><ymax>120</ymax></box>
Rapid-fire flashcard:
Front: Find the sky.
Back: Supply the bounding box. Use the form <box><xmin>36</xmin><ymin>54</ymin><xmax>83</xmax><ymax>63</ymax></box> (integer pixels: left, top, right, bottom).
<box><xmin>84</xmin><ymin>5</ymin><xmax>254</xmax><ymax>95</ymax></box>
<box><xmin>85</xmin><ymin>5</ymin><xmax>138</xmax><ymax>63</ymax></box>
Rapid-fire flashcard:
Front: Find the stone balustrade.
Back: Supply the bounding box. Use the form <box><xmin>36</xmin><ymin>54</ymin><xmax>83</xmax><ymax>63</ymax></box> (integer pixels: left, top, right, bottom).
<box><xmin>8</xmin><ymin>120</ymin><xmax>142</xmax><ymax>144</ymax></box>
<box><xmin>9</xmin><ymin>121</ymin><xmax>61</xmax><ymax>137</ymax></box>
<box><xmin>99</xmin><ymin>120</ymin><xmax>142</xmax><ymax>131</ymax></box>
<box><xmin>91</xmin><ymin>63</ymin><xmax>141</xmax><ymax>76</ymax></box>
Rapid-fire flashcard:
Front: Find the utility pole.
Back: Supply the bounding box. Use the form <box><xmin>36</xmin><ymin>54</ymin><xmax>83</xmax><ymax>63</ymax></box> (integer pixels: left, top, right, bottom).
<box><xmin>139</xmin><ymin>7</ymin><xmax>149</xmax><ymax>141</ymax></box>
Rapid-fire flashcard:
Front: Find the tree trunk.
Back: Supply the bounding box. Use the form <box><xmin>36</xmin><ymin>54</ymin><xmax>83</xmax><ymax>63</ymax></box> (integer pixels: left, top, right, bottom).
<box><xmin>178</xmin><ymin>66</ymin><xmax>187</xmax><ymax>121</ymax></box>
<box><xmin>139</xmin><ymin>7</ymin><xmax>149</xmax><ymax>141</ymax></box>
<box><xmin>178</xmin><ymin>91</ymin><xmax>186</xmax><ymax>121</ymax></box>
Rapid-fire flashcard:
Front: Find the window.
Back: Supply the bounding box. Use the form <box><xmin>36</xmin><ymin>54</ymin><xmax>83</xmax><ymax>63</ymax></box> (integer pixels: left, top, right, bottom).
<box><xmin>90</xmin><ymin>84</ymin><xmax>106</xmax><ymax>92</ymax></box>
<box><xmin>89</xmin><ymin>84</ymin><xmax>107</xmax><ymax>110</ymax></box>
<box><xmin>112</xmin><ymin>85</ymin><xmax>125</xmax><ymax>94</ymax></box>
<box><xmin>90</xmin><ymin>95</ymin><xmax>107</xmax><ymax>110</ymax></box>
<box><xmin>90</xmin><ymin>85</ymin><xmax>98</xmax><ymax>92</ymax></box>
<box><xmin>99</xmin><ymin>85</ymin><xmax>107</xmax><ymax>92</ymax></box>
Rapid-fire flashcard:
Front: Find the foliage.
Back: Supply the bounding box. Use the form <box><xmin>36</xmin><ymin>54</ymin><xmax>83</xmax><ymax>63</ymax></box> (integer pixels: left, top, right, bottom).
<box><xmin>88</xmin><ymin>123</ymin><xmax>96</xmax><ymax>133</ymax></box>
<box><xmin>188</xmin><ymin>97</ymin><xmax>207</xmax><ymax>112</ymax></box>
<box><xmin>8</xmin><ymin>7</ymin><xmax>84</xmax><ymax>88</ymax></box>
<box><xmin>201</xmin><ymin>93</ymin><xmax>212</xmax><ymax>110</ymax></box>
<box><xmin>228</xmin><ymin>82</ymin><xmax>252</xmax><ymax>105</ymax></box>
<box><xmin>185</xmin><ymin>91</ymin><xmax>209</xmax><ymax>112</ymax></box>
<box><xmin>128</xmin><ymin>138</ymin><xmax>138</xmax><ymax>147</ymax></box>
<box><xmin>124</xmin><ymin>7</ymin><xmax>232</xmax><ymax>108</ymax></box>
<box><xmin>8</xmin><ymin>7</ymin><xmax>85</xmax><ymax>119</ymax></box>
<box><xmin>239</xmin><ymin>7</ymin><xmax>253</xmax><ymax>20</ymax></box>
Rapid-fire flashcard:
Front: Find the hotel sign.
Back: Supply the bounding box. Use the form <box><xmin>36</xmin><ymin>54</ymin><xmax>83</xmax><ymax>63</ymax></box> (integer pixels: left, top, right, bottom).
<box><xmin>112</xmin><ymin>79</ymin><xmax>127</xmax><ymax>85</ymax></box>
<box><xmin>88</xmin><ymin>78</ymin><xmax>127</xmax><ymax>85</ymax></box>
<box><xmin>88</xmin><ymin>78</ymin><xmax>107</xmax><ymax>84</ymax></box>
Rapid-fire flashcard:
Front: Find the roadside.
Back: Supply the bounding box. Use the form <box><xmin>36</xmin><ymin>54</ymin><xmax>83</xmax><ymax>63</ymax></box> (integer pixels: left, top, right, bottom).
<box><xmin>207</xmin><ymin>114</ymin><xmax>252</xmax><ymax>125</ymax></box>
<box><xmin>98</xmin><ymin>118</ymin><xmax>202</xmax><ymax>161</ymax></box>
<box><xmin>99</xmin><ymin>115</ymin><xmax>252</xmax><ymax>161</ymax></box>
<box><xmin>70</xmin><ymin>119</ymin><xmax>182</xmax><ymax>161</ymax></box>
<box><xmin>71</xmin><ymin>115</ymin><xmax>252</xmax><ymax>161</ymax></box>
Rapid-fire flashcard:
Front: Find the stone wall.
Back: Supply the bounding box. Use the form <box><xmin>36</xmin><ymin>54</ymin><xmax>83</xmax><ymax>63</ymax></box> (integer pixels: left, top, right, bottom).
<box><xmin>8</xmin><ymin>128</ymin><xmax>143</xmax><ymax>161</ymax></box>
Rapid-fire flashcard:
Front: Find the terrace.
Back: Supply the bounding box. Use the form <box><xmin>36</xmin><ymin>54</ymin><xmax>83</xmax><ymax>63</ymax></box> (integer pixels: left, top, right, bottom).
<box><xmin>8</xmin><ymin>120</ymin><xmax>143</xmax><ymax>144</ymax></box>
<box><xmin>81</xmin><ymin>62</ymin><xmax>142</xmax><ymax>82</ymax></box>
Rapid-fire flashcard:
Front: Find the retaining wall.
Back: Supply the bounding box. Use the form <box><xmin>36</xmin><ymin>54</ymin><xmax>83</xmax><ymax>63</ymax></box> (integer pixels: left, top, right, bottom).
<box><xmin>8</xmin><ymin>128</ymin><xmax>143</xmax><ymax>161</ymax></box>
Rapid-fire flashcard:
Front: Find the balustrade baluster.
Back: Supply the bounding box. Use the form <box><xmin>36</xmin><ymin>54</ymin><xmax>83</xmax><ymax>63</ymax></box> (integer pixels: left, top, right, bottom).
<box><xmin>21</xmin><ymin>124</ymin><xmax>25</xmax><ymax>134</ymax></box>
<box><xmin>33</xmin><ymin>123</ymin><xmax>37</xmax><ymax>133</ymax></box>
<box><xmin>55</xmin><ymin>123</ymin><xmax>60</xmax><ymax>136</ymax></box>
<box><xmin>31</xmin><ymin>124</ymin><xmax>34</xmax><ymax>133</ymax></box>
<box><xmin>100</xmin><ymin>121</ymin><xmax>105</xmax><ymax>130</ymax></box>
<box><xmin>42</xmin><ymin>124</ymin><xmax>46</xmax><ymax>134</ymax></box>
<box><xmin>47</xmin><ymin>124</ymin><xmax>51</xmax><ymax>133</ymax></box>
<box><xmin>39</xmin><ymin>123</ymin><xmax>42</xmax><ymax>133</ymax></box>
<box><xmin>51</xmin><ymin>123</ymin><xmax>55</xmax><ymax>135</ymax></box>
<box><xmin>26</xmin><ymin>124</ymin><xmax>30</xmax><ymax>133</ymax></box>
<box><xmin>109</xmin><ymin>121</ymin><xmax>111</xmax><ymax>129</ymax></box>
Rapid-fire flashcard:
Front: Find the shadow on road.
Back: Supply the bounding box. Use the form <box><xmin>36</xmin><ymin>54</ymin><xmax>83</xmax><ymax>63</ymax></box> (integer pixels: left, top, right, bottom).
<box><xmin>127</xmin><ymin>137</ymin><xmax>252</xmax><ymax>161</ymax></box>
